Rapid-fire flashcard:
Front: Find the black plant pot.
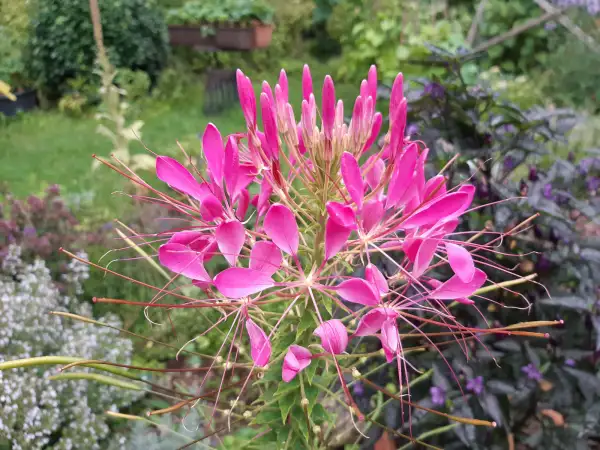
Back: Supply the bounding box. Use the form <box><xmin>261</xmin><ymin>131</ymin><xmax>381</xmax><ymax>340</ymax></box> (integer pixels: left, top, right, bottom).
<box><xmin>0</xmin><ymin>89</ymin><xmax>37</xmax><ymax>117</ymax></box>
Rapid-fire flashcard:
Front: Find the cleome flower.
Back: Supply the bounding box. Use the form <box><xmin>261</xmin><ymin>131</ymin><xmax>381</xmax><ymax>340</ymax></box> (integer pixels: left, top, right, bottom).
<box><xmin>84</xmin><ymin>64</ymin><xmax>558</xmax><ymax>432</ymax></box>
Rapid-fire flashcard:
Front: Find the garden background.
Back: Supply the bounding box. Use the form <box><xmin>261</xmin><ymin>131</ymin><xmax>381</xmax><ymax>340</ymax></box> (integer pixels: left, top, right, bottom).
<box><xmin>1</xmin><ymin>0</ymin><xmax>600</xmax><ymax>448</ymax></box>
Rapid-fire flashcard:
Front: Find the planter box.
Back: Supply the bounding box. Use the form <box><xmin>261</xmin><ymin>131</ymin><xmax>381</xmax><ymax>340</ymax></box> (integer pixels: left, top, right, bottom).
<box><xmin>216</xmin><ymin>24</ymin><xmax>273</xmax><ymax>50</ymax></box>
<box><xmin>168</xmin><ymin>25</ymin><xmax>217</xmax><ymax>49</ymax></box>
<box><xmin>0</xmin><ymin>89</ymin><xmax>37</xmax><ymax>117</ymax></box>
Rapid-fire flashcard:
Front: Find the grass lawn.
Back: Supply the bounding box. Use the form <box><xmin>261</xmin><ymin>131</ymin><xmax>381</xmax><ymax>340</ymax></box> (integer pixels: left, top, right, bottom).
<box><xmin>0</xmin><ymin>63</ymin><xmax>359</xmax><ymax>217</ymax></box>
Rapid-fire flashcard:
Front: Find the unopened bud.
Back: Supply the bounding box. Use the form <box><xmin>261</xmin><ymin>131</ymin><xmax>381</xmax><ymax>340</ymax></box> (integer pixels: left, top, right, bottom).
<box><xmin>216</xmin><ymin>356</ymin><xmax>223</xmax><ymax>364</ymax></box>
<box><xmin>243</xmin><ymin>410</ymin><xmax>252</xmax><ymax>419</ymax></box>
<box><xmin>223</xmin><ymin>409</ymin><xmax>231</xmax><ymax>417</ymax></box>
<box><xmin>312</xmin><ymin>425</ymin><xmax>321</xmax><ymax>434</ymax></box>
<box><xmin>352</xmin><ymin>368</ymin><xmax>361</xmax><ymax>379</ymax></box>
<box><xmin>225</xmin><ymin>361</ymin><xmax>233</xmax><ymax>370</ymax></box>
<box><xmin>300</xmin><ymin>397</ymin><xmax>309</xmax><ymax>408</ymax></box>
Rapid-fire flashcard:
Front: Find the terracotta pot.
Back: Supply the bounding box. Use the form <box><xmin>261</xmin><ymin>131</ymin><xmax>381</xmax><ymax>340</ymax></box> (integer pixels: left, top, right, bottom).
<box><xmin>168</xmin><ymin>24</ymin><xmax>217</xmax><ymax>49</ymax></box>
<box><xmin>0</xmin><ymin>89</ymin><xmax>37</xmax><ymax>117</ymax></box>
<box><xmin>215</xmin><ymin>23</ymin><xmax>273</xmax><ymax>50</ymax></box>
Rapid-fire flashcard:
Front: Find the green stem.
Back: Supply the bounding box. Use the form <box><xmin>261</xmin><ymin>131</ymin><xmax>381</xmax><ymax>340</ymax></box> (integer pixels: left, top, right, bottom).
<box><xmin>397</xmin><ymin>423</ymin><xmax>459</xmax><ymax>450</ymax></box>
<box><xmin>0</xmin><ymin>356</ymin><xmax>137</xmax><ymax>380</ymax></box>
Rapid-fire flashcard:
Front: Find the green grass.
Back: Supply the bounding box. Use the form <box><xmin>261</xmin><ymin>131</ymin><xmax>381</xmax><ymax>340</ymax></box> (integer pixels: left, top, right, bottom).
<box><xmin>0</xmin><ymin>63</ymin><xmax>359</xmax><ymax>217</ymax></box>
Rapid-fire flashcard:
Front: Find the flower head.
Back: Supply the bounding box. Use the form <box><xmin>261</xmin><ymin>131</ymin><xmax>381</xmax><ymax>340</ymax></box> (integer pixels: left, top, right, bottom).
<box><xmin>430</xmin><ymin>386</ymin><xmax>446</xmax><ymax>406</ymax></box>
<box><xmin>522</xmin><ymin>363</ymin><xmax>542</xmax><ymax>381</ymax></box>
<box><xmin>466</xmin><ymin>376</ymin><xmax>484</xmax><ymax>395</ymax></box>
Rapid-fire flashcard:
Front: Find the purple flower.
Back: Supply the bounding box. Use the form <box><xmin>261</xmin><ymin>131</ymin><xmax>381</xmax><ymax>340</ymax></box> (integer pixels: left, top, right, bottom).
<box><xmin>22</xmin><ymin>226</ymin><xmax>36</xmax><ymax>237</ymax></box>
<box><xmin>466</xmin><ymin>376</ymin><xmax>484</xmax><ymax>395</ymax></box>
<box><xmin>543</xmin><ymin>183</ymin><xmax>554</xmax><ymax>200</ymax></box>
<box><xmin>423</xmin><ymin>82</ymin><xmax>445</xmax><ymax>99</ymax></box>
<box><xmin>564</xmin><ymin>358</ymin><xmax>576</xmax><ymax>367</ymax></box>
<box><xmin>406</xmin><ymin>123</ymin><xmax>420</xmax><ymax>136</ymax></box>
<box><xmin>430</xmin><ymin>386</ymin><xmax>446</xmax><ymax>405</ymax></box>
<box><xmin>352</xmin><ymin>381</ymin><xmax>365</xmax><ymax>396</ymax></box>
<box><xmin>528</xmin><ymin>166</ymin><xmax>538</xmax><ymax>181</ymax></box>
<box><xmin>587</xmin><ymin>176</ymin><xmax>600</xmax><ymax>192</ymax></box>
<box><xmin>522</xmin><ymin>363</ymin><xmax>542</xmax><ymax>381</ymax></box>
<box><xmin>46</xmin><ymin>184</ymin><xmax>61</xmax><ymax>195</ymax></box>
<box><xmin>503</xmin><ymin>156</ymin><xmax>515</xmax><ymax>172</ymax></box>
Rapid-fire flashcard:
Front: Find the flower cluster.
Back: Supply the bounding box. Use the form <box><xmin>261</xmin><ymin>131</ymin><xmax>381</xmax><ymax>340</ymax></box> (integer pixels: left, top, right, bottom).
<box><xmin>91</xmin><ymin>64</ymin><xmax>549</xmax><ymax>432</ymax></box>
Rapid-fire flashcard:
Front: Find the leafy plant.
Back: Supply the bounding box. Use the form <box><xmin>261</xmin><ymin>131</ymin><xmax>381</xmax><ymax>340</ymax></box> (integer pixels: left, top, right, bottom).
<box><xmin>166</xmin><ymin>0</ymin><xmax>275</xmax><ymax>25</ymax></box>
<box><xmin>26</xmin><ymin>0</ymin><xmax>168</xmax><ymax>97</ymax></box>
<box><xmin>0</xmin><ymin>0</ymin><xmax>33</xmax><ymax>88</ymax></box>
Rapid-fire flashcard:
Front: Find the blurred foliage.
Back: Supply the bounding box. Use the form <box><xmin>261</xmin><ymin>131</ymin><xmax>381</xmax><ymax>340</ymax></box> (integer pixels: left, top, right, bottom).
<box><xmin>328</xmin><ymin>0</ymin><xmax>471</xmax><ymax>82</ymax></box>
<box><xmin>0</xmin><ymin>0</ymin><xmax>33</xmax><ymax>87</ymax></box>
<box><xmin>26</xmin><ymin>0</ymin><xmax>168</xmax><ymax>98</ymax></box>
<box><xmin>166</xmin><ymin>0</ymin><xmax>275</xmax><ymax>25</ymax></box>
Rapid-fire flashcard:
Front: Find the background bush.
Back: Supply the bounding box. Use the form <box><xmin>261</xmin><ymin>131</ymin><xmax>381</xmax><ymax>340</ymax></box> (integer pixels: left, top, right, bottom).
<box><xmin>26</xmin><ymin>0</ymin><xmax>169</xmax><ymax>97</ymax></box>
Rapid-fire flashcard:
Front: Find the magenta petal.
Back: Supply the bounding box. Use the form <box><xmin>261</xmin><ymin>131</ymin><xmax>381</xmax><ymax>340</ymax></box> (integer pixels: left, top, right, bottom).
<box><xmin>278</xmin><ymin>69</ymin><xmax>289</xmax><ymax>101</ymax></box>
<box><xmin>361</xmin><ymin>199</ymin><xmax>384</xmax><ymax>232</ymax></box>
<box><xmin>325</xmin><ymin>217</ymin><xmax>353</xmax><ymax>260</ymax></box>
<box><xmin>224</xmin><ymin>136</ymin><xmax>240</xmax><ymax>197</ymax></box>
<box><xmin>260</xmin><ymin>93</ymin><xmax>280</xmax><ymax>160</ymax></box>
<box><xmin>429</xmin><ymin>268</ymin><xmax>487</xmax><ymax>300</ymax></box>
<box><xmin>250</xmin><ymin>241</ymin><xmax>282</xmax><ymax>276</ymax></box>
<box><xmin>365</xmin><ymin>263</ymin><xmax>388</xmax><ymax>294</ymax></box>
<box><xmin>341</xmin><ymin>152</ymin><xmax>364</xmax><ymax>210</ymax></box>
<box><xmin>236</xmin><ymin>70</ymin><xmax>256</xmax><ymax>128</ymax></box>
<box><xmin>390</xmin><ymin>73</ymin><xmax>404</xmax><ymax>117</ymax></box>
<box><xmin>388</xmin><ymin>98</ymin><xmax>407</xmax><ymax>158</ymax></box>
<box><xmin>326</xmin><ymin>201</ymin><xmax>357</xmax><ymax>229</ymax></box>
<box><xmin>363</xmin><ymin>155</ymin><xmax>385</xmax><ymax>191</ymax></box>
<box><xmin>156</xmin><ymin>156</ymin><xmax>207</xmax><ymax>201</ymax></box>
<box><xmin>302</xmin><ymin>64</ymin><xmax>313</xmax><ymax>102</ymax></box>
<box><xmin>282</xmin><ymin>345</ymin><xmax>312</xmax><ymax>382</ymax></box>
<box><xmin>322</xmin><ymin>75</ymin><xmax>336</xmax><ymax>139</ymax></box>
<box><xmin>159</xmin><ymin>243</ymin><xmax>211</xmax><ymax>282</ymax></box>
<box><xmin>402</xmin><ymin>192</ymin><xmax>470</xmax><ymax>229</ymax></box>
<box><xmin>424</xmin><ymin>175</ymin><xmax>447</xmax><ymax>201</ymax></box>
<box><xmin>386</xmin><ymin>143</ymin><xmax>418</xmax><ymax>208</ymax></box>
<box><xmin>215</xmin><ymin>220</ymin><xmax>245</xmax><ymax>266</ymax></box>
<box><xmin>257</xmin><ymin>177</ymin><xmax>273</xmax><ymax>218</ymax></box>
<box><xmin>202</xmin><ymin>123</ymin><xmax>224</xmax><ymax>186</ymax></box>
<box><xmin>412</xmin><ymin>238</ymin><xmax>439</xmax><ymax>278</ymax></box>
<box><xmin>314</xmin><ymin>319</ymin><xmax>348</xmax><ymax>355</ymax></box>
<box><xmin>367</xmin><ymin>65</ymin><xmax>377</xmax><ymax>102</ymax></box>
<box><xmin>214</xmin><ymin>268</ymin><xmax>274</xmax><ymax>299</ymax></box>
<box><xmin>336</xmin><ymin>278</ymin><xmax>380</xmax><ymax>306</ymax></box>
<box><xmin>363</xmin><ymin>112</ymin><xmax>383</xmax><ymax>153</ymax></box>
<box><xmin>380</xmin><ymin>319</ymin><xmax>399</xmax><ymax>363</ymax></box>
<box><xmin>235</xmin><ymin>188</ymin><xmax>250</xmax><ymax>221</ymax></box>
<box><xmin>168</xmin><ymin>231</ymin><xmax>205</xmax><ymax>247</ymax></box>
<box><xmin>246</xmin><ymin>319</ymin><xmax>271</xmax><ymax>367</ymax></box>
<box><xmin>200</xmin><ymin>194</ymin><xmax>224</xmax><ymax>221</ymax></box>
<box><xmin>445</xmin><ymin>242</ymin><xmax>475</xmax><ymax>283</ymax></box>
<box><xmin>264</xmin><ymin>203</ymin><xmax>299</xmax><ymax>255</ymax></box>
<box><xmin>353</xmin><ymin>308</ymin><xmax>395</xmax><ymax>336</ymax></box>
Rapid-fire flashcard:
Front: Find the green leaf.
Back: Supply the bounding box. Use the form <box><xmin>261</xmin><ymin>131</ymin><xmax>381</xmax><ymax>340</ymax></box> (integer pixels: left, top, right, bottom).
<box><xmin>296</xmin><ymin>310</ymin><xmax>316</xmax><ymax>340</ymax></box>
<box><xmin>304</xmin><ymin>358</ymin><xmax>321</xmax><ymax>385</ymax></box>
<box><xmin>310</xmin><ymin>403</ymin><xmax>330</xmax><ymax>426</ymax></box>
<box><xmin>274</xmin><ymin>376</ymin><xmax>300</xmax><ymax>398</ymax></box>
<box><xmin>291</xmin><ymin>405</ymin><xmax>309</xmax><ymax>443</ymax></box>
<box><xmin>304</xmin><ymin>384</ymin><xmax>319</xmax><ymax>415</ymax></box>
<box><xmin>253</xmin><ymin>408</ymin><xmax>280</xmax><ymax>425</ymax></box>
<box><xmin>279</xmin><ymin>392</ymin><xmax>297</xmax><ymax>424</ymax></box>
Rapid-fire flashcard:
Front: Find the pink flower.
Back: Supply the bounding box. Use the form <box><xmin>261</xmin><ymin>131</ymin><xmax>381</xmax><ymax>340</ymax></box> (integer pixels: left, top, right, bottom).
<box><xmin>282</xmin><ymin>345</ymin><xmax>312</xmax><ymax>382</ymax></box>
<box><xmin>246</xmin><ymin>318</ymin><xmax>271</xmax><ymax>367</ymax></box>
<box><xmin>314</xmin><ymin>320</ymin><xmax>348</xmax><ymax>354</ymax></box>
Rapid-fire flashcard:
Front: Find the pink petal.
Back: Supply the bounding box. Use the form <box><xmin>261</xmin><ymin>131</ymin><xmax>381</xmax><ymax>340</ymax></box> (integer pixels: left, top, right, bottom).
<box><xmin>363</xmin><ymin>112</ymin><xmax>382</xmax><ymax>153</ymax></box>
<box><xmin>278</xmin><ymin>69</ymin><xmax>289</xmax><ymax>101</ymax></box>
<box><xmin>199</xmin><ymin>194</ymin><xmax>224</xmax><ymax>221</ymax></box>
<box><xmin>168</xmin><ymin>231</ymin><xmax>205</xmax><ymax>247</ymax></box>
<box><xmin>367</xmin><ymin>65</ymin><xmax>377</xmax><ymax>102</ymax></box>
<box><xmin>235</xmin><ymin>188</ymin><xmax>250</xmax><ymax>221</ymax></box>
<box><xmin>429</xmin><ymin>268</ymin><xmax>487</xmax><ymax>300</ymax></box>
<box><xmin>214</xmin><ymin>268</ymin><xmax>274</xmax><ymax>299</ymax></box>
<box><xmin>388</xmin><ymin>98</ymin><xmax>407</xmax><ymax>158</ymax></box>
<box><xmin>314</xmin><ymin>319</ymin><xmax>348</xmax><ymax>355</ymax></box>
<box><xmin>360</xmin><ymin>79</ymin><xmax>368</xmax><ymax>101</ymax></box>
<box><xmin>380</xmin><ymin>319</ymin><xmax>399</xmax><ymax>362</ymax></box>
<box><xmin>246</xmin><ymin>319</ymin><xmax>271</xmax><ymax>367</ymax></box>
<box><xmin>236</xmin><ymin>70</ymin><xmax>256</xmax><ymax>128</ymax></box>
<box><xmin>386</xmin><ymin>142</ymin><xmax>418</xmax><ymax>208</ymax></box>
<box><xmin>325</xmin><ymin>217</ymin><xmax>353</xmax><ymax>260</ymax></box>
<box><xmin>453</xmin><ymin>184</ymin><xmax>475</xmax><ymax>217</ymax></box>
<box><xmin>336</xmin><ymin>278</ymin><xmax>380</xmax><ymax>306</ymax></box>
<box><xmin>264</xmin><ymin>203</ymin><xmax>299</xmax><ymax>256</ymax></box>
<box><xmin>365</xmin><ymin>263</ymin><xmax>388</xmax><ymax>294</ymax></box>
<box><xmin>224</xmin><ymin>136</ymin><xmax>240</xmax><ymax>197</ymax></box>
<box><xmin>156</xmin><ymin>156</ymin><xmax>207</xmax><ymax>201</ymax></box>
<box><xmin>423</xmin><ymin>175</ymin><xmax>447</xmax><ymax>200</ymax></box>
<box><xmin>257</xmin><ymin>177</ymin><xmax>273</xmax><ymax>218</ymax></box>
<box><xmin>363</xmin><ymin>155</ymin><xmax>385</xmax><ymax>191</ymax></box>
<box><xmin>302</xmin><ymin>64</ymin><xmax>313</xmax><ymax>102</ymax></box>
<box><xmin>445</xmin><ymin>242</ymin><xmax>475</xmax><ymax>283</ymax></box>
<box><xmin>250</xmin><ymin>241</ymin><xmax>282</xmax><ymax>276</ymax></box>
<box><xmin>361</xmin><ymin>199</ymin><xmax>384</xmax><ymax>232</ymax></box>
<box><xmin>403</xmin><ymin>237</ymin><xmax>422</xmax><ymax>262</ymax></box>
<box><xmin>202</xmin><ymin>123</ymin><xmax>224</xmax><ymax>186</ymax></box>
<box><xmin>215</xmin><ymin>220</ymin><xmax>245</xmax><ymax>266</ymax></box>
<box><xmin>389</xmin><ymin>73</ymin><xmax>404</xmax><ymax>122</ymax></box>
<box><xmin>322</xmin><ymin>75</ymin><xmax>336</xmax><ymax>139</ymax></box>
<box><xmin>414</xmin><ymin>148</ymin><xmax>428</xmax><ymax>202</ymax></box>
<box><xmin>351</xmin><ymin>96</ymin><xmax>363</xmax><ymax>141</ymax></box>
<box><xmin>354</xmin><ymin>307</ymin><xmax>397</xmax><ymax>336</ymax></box>
<box><xmin>297</xmin><ymin>123</ymin><xmax>306</xmax><ymax>154</ymax></box>
<box><xmin>282</xmin><ymin>345</ymin><xmax>311</xmax><ymax>382</ymax></box>
<box><xmin>341</xmin><ymin>152</ymin><xmax>364</xmax><ymax>210</ymax></box>
<box><xmin>412</xmin><ymin>238</ymin><xmax>439</xmax><ymax>278</ymax></box>
<box><xmin>401</xmin><ymin>192</ymin><xmax>470</xmax><ymax>229</ymax></box>
<box><xmin>159</xmin><ymin>243</ymin><xmax>211</xmax><ymax>282</ymax></box>
<box><xmin>326</xmin><ymin>201</ymin><xmax>357</xmax><ymax>229</ymax></box>
<box><xmin>261</xmin><ymin>81</ymin><xmax>275</xmax><ymax>109</ymax></box>
<box><xmin>260</xmin><ymin>93</ymin><xmax>280</xmax><ymax>160</ymax></box>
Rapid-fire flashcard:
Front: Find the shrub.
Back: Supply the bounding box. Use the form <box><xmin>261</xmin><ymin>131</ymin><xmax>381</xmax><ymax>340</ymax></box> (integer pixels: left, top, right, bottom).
<box><xmin>26</xmin><ymin>0</ymin><xmax>168</xmax><ymax>97</ymax></box>
<box><xmin>0</xmin><ymin>246</ymin><xmax>140</xmax><ymax>449</ymax></box>
<box><xmin>0</xmin><ymin>0</ymin><xmax>32</xmax><ymax>87</ymax></box>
